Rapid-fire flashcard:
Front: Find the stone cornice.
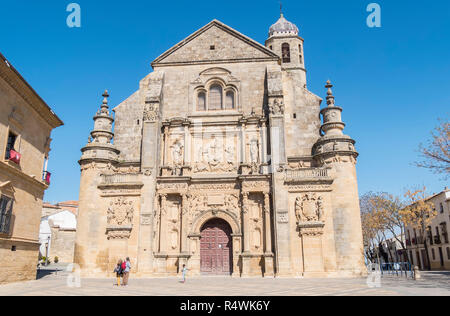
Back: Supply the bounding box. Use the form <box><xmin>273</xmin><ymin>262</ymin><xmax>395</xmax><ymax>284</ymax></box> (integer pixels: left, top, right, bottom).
<box><xmin>0</xmin><ymin>160</ymin><xmax>48</xmax><ymax>191</ymax></box>
<box><xmin>153</xmin><ymin>57</ymin><xmax>279</xmax><ymax>68</ymax></box>
<box><xmin>0</xmin><ymin>53</ymin><xmax>63</xmax><ymax>129</ymax></box>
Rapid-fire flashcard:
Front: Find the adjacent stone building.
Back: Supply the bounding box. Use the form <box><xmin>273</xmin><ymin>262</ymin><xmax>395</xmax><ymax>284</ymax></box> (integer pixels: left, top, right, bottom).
<box><xmin>405</xmin><ymin>189</ymin><xmax>450</xmax><ymax>271</ymax></box>
<box><xmin>0</xmin><ymin>52</ymin><xmax>63</xmax><ymax>284</ymax></box>
<box><xmin>40</xmin><ymin>201</ymin><xmax>78</xmax><ymax>263</ymax></box>
<box><xmin>75</xmin><ymin>16</ymin><xmax>366</xmax><ymax>277</ymax></box>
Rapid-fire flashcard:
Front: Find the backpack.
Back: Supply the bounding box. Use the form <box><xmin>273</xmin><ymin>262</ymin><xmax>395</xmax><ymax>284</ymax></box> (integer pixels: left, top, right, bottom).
<box><xmin>121</xmin><ymin>261</ymin><xmax>127</xmax><ymax>270</ymax></box>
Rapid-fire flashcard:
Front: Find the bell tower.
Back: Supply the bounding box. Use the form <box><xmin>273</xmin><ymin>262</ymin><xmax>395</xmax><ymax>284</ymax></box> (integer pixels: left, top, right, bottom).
<box><xmin>265</xmin><ymin>13</ymin><xmax>307</xmax><ymax>85</ymax></box>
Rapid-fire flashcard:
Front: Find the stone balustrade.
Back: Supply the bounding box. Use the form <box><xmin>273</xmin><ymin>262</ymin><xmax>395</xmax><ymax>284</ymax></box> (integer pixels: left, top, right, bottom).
<box><xmin>100</xmin><ymin>173</ymin><xmax>142</xmax><ymax>185</ymax></box>
<box><xmin>285</xmin><ymin>168</ymin><xmax>331</xmax><ymax>182</ymax></box>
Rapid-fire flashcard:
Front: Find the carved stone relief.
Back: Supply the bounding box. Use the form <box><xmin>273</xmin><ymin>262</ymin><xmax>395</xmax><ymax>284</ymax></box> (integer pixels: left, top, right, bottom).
<box><xmin>143</xmin><ymin>102</ymin><xmax>159</xmax><ymax>122</ymax></box>
<box><xmin>295</xmin><ymin>193</ymin><xmax>323</xmax><ymax>223</ymax></box>
<box><xmin>193</xmin><ymin>136</ymin><xmax>237</xmax><ymax>173</ymax></box>
<box><xmin>107</xmin><ymin>197</ymin><xmax>134</xmax><ymax>226</ymax></box>
<box><xmin>106</xmin><ymin>197</ymin><xmax>134</xmax><ymax>240</ymax></box>
<box><xmin>295</xmin><ymin>193</ymin><xmax>325</xmax><ymax>237</ymax></box>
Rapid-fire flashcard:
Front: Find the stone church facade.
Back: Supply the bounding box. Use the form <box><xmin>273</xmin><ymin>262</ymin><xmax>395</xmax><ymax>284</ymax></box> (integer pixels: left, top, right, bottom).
<box><xmin>75</xmin><ymin>15</ymin><xmax>366</xmax><ymax>277</ymax></box>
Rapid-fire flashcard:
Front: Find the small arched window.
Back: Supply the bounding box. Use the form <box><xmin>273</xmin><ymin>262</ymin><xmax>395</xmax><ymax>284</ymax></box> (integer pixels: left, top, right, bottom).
<box><xmin>299</xmin><ymin>44</ymin><xmax>303</xmax><ymax>64</ymax></box>
<box><xmin>209</xmin><ymin>84</ymin><xmax>223</xmax><ymax>110</ymax></box>
<box><xmin>282</xmin><ymin>43</ymin><xmax>290</xmax><ymax>63</ymax></box>
<box><xmin>197</xmin><ymin>91</ymin><xmax>206</xmax><ymax>111</ymax></box>
<box><xmin>225</xmin><ymin>91</ymin><xmax>235</xmax><ymax>109</ymax></box>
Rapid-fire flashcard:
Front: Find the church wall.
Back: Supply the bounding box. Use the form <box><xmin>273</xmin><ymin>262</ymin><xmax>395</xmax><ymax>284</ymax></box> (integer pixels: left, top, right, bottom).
<box><xmin>282</xmin><ymin>71</ymin><xmax>321</xmax><ymax>159</ymax></box>
<box><xmin>113</xmin><ymin>91</ymin><xmax>143</xmax><ymax>163</ymax></box>
<box><xmin>154</xmin><ymin>61</ymin><xmax>279</xmax><ymax>118</ymax></box>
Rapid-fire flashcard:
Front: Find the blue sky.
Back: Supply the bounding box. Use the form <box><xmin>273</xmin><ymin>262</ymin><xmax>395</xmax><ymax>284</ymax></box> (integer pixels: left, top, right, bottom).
<box><xmin>1</xmin><ymin>0</ymin><xmax>449</xmax><ymax>203</ymax></box>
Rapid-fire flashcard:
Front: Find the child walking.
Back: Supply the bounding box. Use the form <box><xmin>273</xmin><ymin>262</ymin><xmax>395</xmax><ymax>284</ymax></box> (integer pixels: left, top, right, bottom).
<box><xmin>113</xmin><ymin>259</ymin><xmax>123</xmax><ymax>286</ymax></box>
<box><xmin>181</xmin><ymin>264</ymin><xmax>188</xmax><ymax>283</ymax></box>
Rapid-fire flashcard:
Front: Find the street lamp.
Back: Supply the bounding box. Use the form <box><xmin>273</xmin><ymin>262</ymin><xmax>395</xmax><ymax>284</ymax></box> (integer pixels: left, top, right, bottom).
<box><xmin>45</xmin><ymin>236</ymin><xmax>50</xmax><ymax>266</ymax></box>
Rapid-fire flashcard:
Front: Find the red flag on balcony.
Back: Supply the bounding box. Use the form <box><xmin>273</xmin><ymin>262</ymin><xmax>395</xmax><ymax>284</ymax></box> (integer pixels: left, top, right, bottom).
<box><xmin>44</xmin><ymin>171</ymin><xmax>51</xmax><ymax>185</ymax></box>
<box><xmin>8</xmin><ymin>149</ymin><xmax>21</xmax><ymax>165</ymax></box>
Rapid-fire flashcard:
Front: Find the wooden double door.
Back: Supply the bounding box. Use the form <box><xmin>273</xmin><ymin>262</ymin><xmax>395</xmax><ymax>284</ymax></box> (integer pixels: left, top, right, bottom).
<box><xmin>200</xmin><ymin>218</ymin><xmax>233</xmax><ymax>275</ymax></box>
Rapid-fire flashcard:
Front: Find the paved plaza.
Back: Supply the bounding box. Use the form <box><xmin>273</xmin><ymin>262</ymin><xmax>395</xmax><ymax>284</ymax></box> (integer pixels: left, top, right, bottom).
<box><xmin>0</xmin><ymin>265</ymin><xmax>449</xmax><ymax>296</ymax></box>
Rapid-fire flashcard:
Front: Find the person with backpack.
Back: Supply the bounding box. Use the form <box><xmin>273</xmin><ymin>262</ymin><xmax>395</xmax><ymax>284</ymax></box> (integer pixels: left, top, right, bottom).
<box><xmin>113</xmin><ymin>260</ymin><xmax>123</xmax><ymax>286</ymax></box>
<box><xmin>122</xmin><ymin>257</ymin><xmax>131</xmax><ymax>286</ymax></box>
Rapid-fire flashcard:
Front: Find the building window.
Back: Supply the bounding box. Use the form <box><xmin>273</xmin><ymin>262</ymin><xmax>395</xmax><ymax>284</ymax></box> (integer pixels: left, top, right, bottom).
<box><xmin>282</xmin><ymin>43</ymin><xmax>290</xmax><ymax>63</ymax></box>
<box><xmin>299</xmin><ymin>44</ymin><xmax>303</xmax><ymax>64</ymax></box>
<box><xmin>0</xmin><ymin>195</ymin><xmax>13</xmax><ymax>234</ymax></box>
<box><xmin>427</xmin><ymin>226</ymin><xmax>433</xmax><ymax>245</ymax></box>
<box><xmin>209</xmin><ymin>85</ymin><xmax>223</xmax><ymax>110</ymax></box>
<box><xmin>441</xmin><ymin>222</ymin><xmax>448</xmax><ymax>243</ymax></box>
<box><xmin>432</xmin><ymin>248</ymin><xmax>436</xmax><ymax>260</ymax></box>
<box><xmin>225</xmin><ymin>91</ymin><xmax>235</xmax><ymax>110</ymax></box>
<box><xmin>447</xmin><ymin>247</ymin><xmax>450</xmax><ymax>260</ymax></box>
<box><xmin>440</xmin><ymin>203</ymin><xmax>444</xmax><ymax>214</ymax></box>
<box><xmin>5</xmin><ymin>131</ymin><xmax>17</xmax><ymax>160</ymax></box>
<box><xmin>197</xmin><ymin>91</ymin><xmax>206</xmax><ymax>111</ymax></box>
<box><xmin>196</xmin><ymin>82</ymin><xmax>237</xmax><ymax>112</ymax></box>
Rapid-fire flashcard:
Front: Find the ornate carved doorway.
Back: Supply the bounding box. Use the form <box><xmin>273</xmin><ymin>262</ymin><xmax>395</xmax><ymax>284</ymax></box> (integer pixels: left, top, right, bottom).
<box><xmin>200</xmin><ymin>218</ymin><xmax>233</xmax><ymax>275</ymax></box>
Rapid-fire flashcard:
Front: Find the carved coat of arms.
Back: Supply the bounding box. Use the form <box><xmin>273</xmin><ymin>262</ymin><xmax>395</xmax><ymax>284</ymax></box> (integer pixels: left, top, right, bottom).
<box><xmin>295</xmin><ymin>193</ymin><xmax>323</xmax><ymax>223</ymax></box>
<box><xmin>107</xmin><ymin>197</ymin><xmax>134</xmax><ymax>226</ymax></box>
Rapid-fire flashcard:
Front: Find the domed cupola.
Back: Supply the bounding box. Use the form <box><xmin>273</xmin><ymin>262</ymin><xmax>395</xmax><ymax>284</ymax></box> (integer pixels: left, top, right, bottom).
<box><xmin>269</xmin><ymin>14</ymin><xmax>299</xmax><ymax>38</ymax></box>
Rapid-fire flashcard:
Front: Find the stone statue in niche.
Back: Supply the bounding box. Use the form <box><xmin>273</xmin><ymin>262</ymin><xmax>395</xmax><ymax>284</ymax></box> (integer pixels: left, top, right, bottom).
<box><xmin>295</xmin><ymin>193</ymin><xmax>323</xmax><ymax>223</ymax></box>
<box><xmin>249</xmin><ymin>138</ymin><xmax>259</xmax><ymax>164</ymax></box>
<box><xmin>225</xmin><ymin>145</ymin><xmax>235</xmax><ymax>165</ymax></box>
<box><xmin>249</xmin><ymin>138</ymin><xmax>260</xmax><ymax>174</ymax></box>
<box><xmin>171</xmin><ymin>139</ymin><xmax>184</xmax><ymax>166</ymax></box>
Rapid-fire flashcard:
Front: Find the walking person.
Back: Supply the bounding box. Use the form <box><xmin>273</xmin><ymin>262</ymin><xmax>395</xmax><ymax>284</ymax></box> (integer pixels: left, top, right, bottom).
<box><xmin>180</xmin><ymin>264</ymin><xmax>188</xmax><ymax>283</ymax></box>
<box><xmin>122</xmin><ymin>257</ymin><xmax>131</xmax><ymax>286</ymax></box>
<box><xmin>114</xmin><ymin>260</ymin><xmax>123</xmax><ymax>286</ymax></box>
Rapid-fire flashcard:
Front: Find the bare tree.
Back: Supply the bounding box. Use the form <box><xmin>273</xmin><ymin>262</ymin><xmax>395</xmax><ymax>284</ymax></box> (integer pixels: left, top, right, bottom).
<box><xmin>370</xmin><ymin>193</ymin><xmax>409</xmax><ymax>263</ymax></box>
<box><xmin>401</xmin><ymin>186</ymin><xmax>437</xmax><ymax>271</ymax></box>
<box><xmin>415</xmin><ymin>119</ymin><xmax>450</xmax><ymax>178</ymax></box>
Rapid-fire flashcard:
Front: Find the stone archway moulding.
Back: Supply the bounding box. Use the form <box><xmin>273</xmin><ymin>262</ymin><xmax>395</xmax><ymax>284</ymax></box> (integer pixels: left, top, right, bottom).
<box><xmin>190</xmin><ymin>209</ymin><xmax>241</xmax><ymax>236</ymax></box>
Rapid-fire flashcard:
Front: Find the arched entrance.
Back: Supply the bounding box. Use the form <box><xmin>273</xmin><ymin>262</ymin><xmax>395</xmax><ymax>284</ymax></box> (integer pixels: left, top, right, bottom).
<box><xmin>200</xmin><ymin>218</ymin><xmax>233</xmax><ymax>275</ymax></box>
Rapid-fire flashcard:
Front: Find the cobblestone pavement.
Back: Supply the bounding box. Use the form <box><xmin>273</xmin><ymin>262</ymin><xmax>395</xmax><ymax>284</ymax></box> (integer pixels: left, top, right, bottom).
<box><xmin>0</xmin><ymin>267</ymin><xmax>449</xmax><ymax>296</ymax></box>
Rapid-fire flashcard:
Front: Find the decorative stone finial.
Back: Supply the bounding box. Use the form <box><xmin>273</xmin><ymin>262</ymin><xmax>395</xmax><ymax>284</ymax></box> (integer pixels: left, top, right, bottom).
<box><xmin>102</xmin><ymin>90</ymin><xmax>109</xmax><ymax>104</ymax></box>
<box><xmin>100</xmin><ymin>89</ymin><xmax>110</xmax><ymax>114</ymax></box>
<box><xmin>325</xmin><ymin>80</ymin><xmax>335</xmax><ymax>107</ymax></box>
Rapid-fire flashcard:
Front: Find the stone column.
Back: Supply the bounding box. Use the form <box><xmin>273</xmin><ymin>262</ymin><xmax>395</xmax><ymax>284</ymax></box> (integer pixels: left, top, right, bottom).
<box><xmin>162</xmin><ymin>125</ymin><xmax>168</xmax><ymax>165</ymax></box>
<box><xmin>241</xmin><ymin>192</ymin><xmax>252</xmax><ymax>276</ymax></box>
<box><xmin>240</xmin><ymin>123</ymin><xmax>246</xmax><ymax>163</ymax></box>
<box><xmin>261</xmin><ymin>121</ymin><xmax>267</xmax><ymax>164</ymax></box>
<box><xmin>188</xmin><ymin>235</ymin><xmax>201</xmax><ymax>276</ymax></box>
<box><xmin>180</xmin><ymin>194</ymin><xmax>189</xmax><ymax>253</ymax></box>
<box><xmin>263</xmin><ymin>193</ymin><xmax>274</xmax><ymax>276</ymax></box>
<box><xmin>231</xmin><ymin>234</ymin><xmax>242</xmax><ymax>277</ymax></box>
<box><xmin>184</xmin><ymin>124</ymin><xmax>190</xmax><ymax>165</ymax></box>
<box><xmin>242</xmin><ymin>192</ymin><xmax>250</xmax><ymax>252</ymax></box>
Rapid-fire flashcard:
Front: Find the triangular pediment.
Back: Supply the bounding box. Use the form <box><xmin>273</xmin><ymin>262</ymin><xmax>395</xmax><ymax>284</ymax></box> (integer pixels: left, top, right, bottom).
<box><xmin>152</xmin><ymin>20</ymin><xmax>279</xmax><ymax>66</ymax></box>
